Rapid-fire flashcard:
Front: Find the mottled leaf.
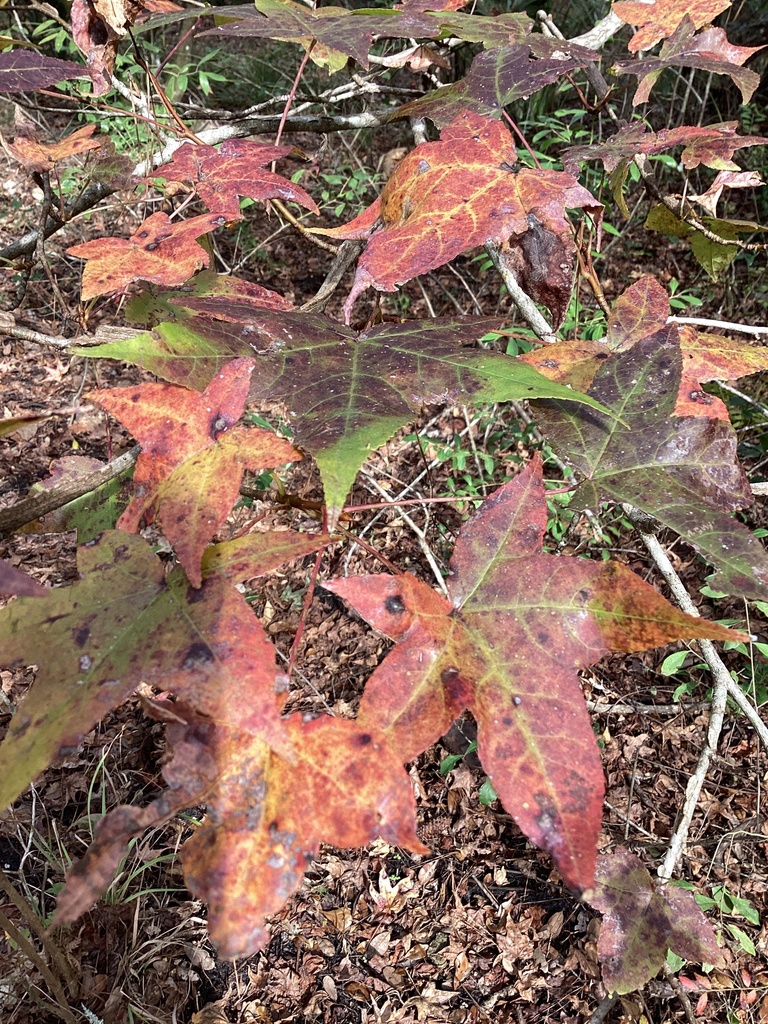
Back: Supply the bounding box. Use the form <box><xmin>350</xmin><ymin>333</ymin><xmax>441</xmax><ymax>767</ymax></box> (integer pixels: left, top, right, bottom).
<box><xmin>319</xmin><ymin>111</ymin><xmax>602</xmax><ymax>326</ymax></box>
<box><xmin>612</xmin><ymin>0</ymin><xmax>731</xmax><ymax>52</ymax></box>
<box><xmin>533</xmin><ymin>327</ymin><xmax>768</xmax><ymax>598</ymax></box>
<box><xmin>67</xmin><ymin>211</ymin><xmax>228</xmax><ymax>300</ymax></box>
<box><xmin>77</xmin><ymin>301</ymin><xmax>611</xmax><ymax>521</ymax></box>
<box><xmin>92</xmin><ymin>358</ymin><xmax>300</xmax><ymax>586</ymax></box>
<box><xmin>0</xmin><ymin>528</ymin><xmax>328</xmax><ymax>809</ymax></box>
<box><xmin>71</xmin><ymin>0</ymin><xmax>144</xmax><ymax>95</ymax></box>
<box><xmin>7</xmin><ymin>123</ymin><xmax>101</xmax><ymax>173</ymax></box>
<box><xmin>21</xmin><ymin>456</ymin><xmax>134</xmax><ymax>542</ymax></box>
<box><xmin>0</xmin><ymin>50</ymin><xmax>86</xmax><ymax>92</ymax></box>
<box><xmin>615</xmin><ymin>19</ymin><xmax>764</xmax><ymax>106</ymax></box>
<box><xmin>325</xmin><ymin>457</ymin><xmax>741</xmax><ymax>892</ymax></box>
<box><xmin>645</xmin><ymin>203</ymin><xmax>767</xmax><ymax>280</ymax></box>
<box><xmin>205</xmin><ymin>0</ymin><xmax>440</xmax><ymax>71</ymax></box>
<box><xmin>586</xmin><ymin>848</ymin><xmax>725</xmax><ymax>993</ymax></box>
<box><xmin>0</xmin><ymin>559</ymin><xmax>46</xmax><ymax>598</ymax></box>
<box><xmin>56</xmin><ymin>709</ymin><xmax>423</xmax><ymax>958</ymax></box>
<box><xmin>391</xmin><ymin>43</ymin><xmax>599</xmax><ymax>127</ymax></box>
<box><xmin>562</xmin><ymin>121</ymin><xmax>768</xmax><ymax>178</ymax></box>
<box><xmin>123</xmin><ymin>270</ymin><xmax>292</xmax><ymax>327</ymax></box>
<box><xmin>690</xmin><ymin>169</ymin><xmax>763</xmax><ymax>218</ymax></box>
<box><xmin>156</xmin><ymin>139</ymin><xmax>318</xmax><ymax>219</ymax></box>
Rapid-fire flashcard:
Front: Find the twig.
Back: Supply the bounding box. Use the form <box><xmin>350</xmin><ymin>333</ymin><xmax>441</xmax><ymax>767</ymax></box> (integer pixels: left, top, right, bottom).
<box><xmin>300</xmin><ymin>240</ymin><xmax>365</xmax><ymax>312</ymax></box>
<box><xmin>0</xmin><ymin>446</ymin><xmax>140</xmax><ymax>536</ymax></box>
<box><xmin>668</xmin><ymin>316</ymin><xmax>768</xmax><ymax>336</ymax></box>
<box><xmin>270</xmin><ymin>198</ymin><xmax>338</xmax><ymax>254</ymax></box>
<box><xmin>585</xmin><ymin>993</ymin><xmax>618</xmax><ymax>1024</ymax></box>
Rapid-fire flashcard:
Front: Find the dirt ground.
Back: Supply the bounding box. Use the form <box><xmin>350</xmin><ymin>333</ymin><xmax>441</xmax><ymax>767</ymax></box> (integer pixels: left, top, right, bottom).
<box><xmin>1</xmin><ymin>97</ymin><xmax>767</xmax><ymax>1024</ymax></box>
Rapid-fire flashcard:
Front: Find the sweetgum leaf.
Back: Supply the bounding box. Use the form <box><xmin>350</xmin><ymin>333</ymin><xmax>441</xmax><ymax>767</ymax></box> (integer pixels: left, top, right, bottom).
<box><xmin>92</xmin><ymin>358</ymin><xmax>300</xmax><ymax>586</ymax></box>
<box><xmin>586</xmin><ymin>849</ymin><xmax>725</xmax><ymax>994</ymax></box>
<box><xmin>56</xmin><ymin>709</ymin><xmax>424</xmax><ymax>958</ymax></box>
<box><xmin>0</xmin><ymin>528</ymin><xmax>327</xmax><ymax>810</ymax></box>
<box><xmin>205</xmin><ymin>0</ymin><xmax>439</xmax><ymax>71</ymax></box>
<box><xmin>78</xmin><ymin>302</ymin><xmax>610</xmax><ymax>522</ymax></box>
<box><xmin>612</xmin><ymin>0</ymin><xmax>731</xmax><ymax>52</ymax></box>
<box><xmin>22</xmin><ymin>455</ymin><xmax>133</xmax><ymax>542</ymax></box>
<box><xmin>533</xmin><ymin>327</ymin><xmax>768</xmax><ymax>598</ymax></box>
<box><xmin>325</xmin><ymin>456</ymin><xmax>740</xmax><ymax>892</ymax></box>
<box><xmin>562</xmin><ymin>122</ymin><xmax>768</xmax><ymax>178</ymax></box>
<box><xmin>0</xmin><ymin>559</ymin><xmax>46</xmax><ymax>598</ymax></box>
<box><xmin>615</xmin><ymin>19</ymin><xmax>764</xmax><ymax>106</ymax></box>
<box><xmin>0</xmin><ymin>50</ymin><xmax>86</xmax><ymax>92</ymax></box>
<box><xmin>644</xmin><ymin>203</ymin><xmax>766</xmax><ymax>281</ymax></box>
<box><xmin>67</xmin><ymin>211</ymin><xmax>228</xmax><ymax>300</ymax></box>
<box><xmin>389</xmin><ymin>43</ymin><xmax>598</xmax><ymax>128</ymax></box>
<box><xmin>320</xmin><ymin>111</ymin><xmax>602</xmax><ymax>326</ymax></box>
<box><xmin>156</xmin><ymin>139</ymin><xmax>318</xmax><ymax>219</ymax></box>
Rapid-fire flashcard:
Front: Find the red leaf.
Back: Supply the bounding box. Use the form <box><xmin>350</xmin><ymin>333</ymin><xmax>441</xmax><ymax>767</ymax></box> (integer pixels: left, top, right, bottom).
<box><xmin>325</xmin><ymin>456</ymin><xmax>740</xmax><ymax>892</ymax></box>
<box><xmin>157</xmin><ymin>139</ymin><xmax>319</xmax><ymax>219</ymax></box>
<box><xmin>91</xmin><ymin>358</ymin><xmax>301</xmax><ymax>586</ymax></box>
<box><xmin>0</xmin><ymin>559</ymin><xmax>46</xmax><ymax>598</ymax></box>
<box><xmin>613</xmin><ymin>0</ymin><xmax>731</xmax><ymax>52</ymax></box>
<box><xmin>587</xmin><ymin>849</ymin><xmax>725</xmax><ymax>994</ymax></box>
<box><xmin>67</xmin><ymin>211</ymin><xmax>228</xmax><ymax>300</ymax></box>
<box><xmin>320</xmin><ymin>111</ymin><xmax>601</xmax><ymax>326</ymax></box>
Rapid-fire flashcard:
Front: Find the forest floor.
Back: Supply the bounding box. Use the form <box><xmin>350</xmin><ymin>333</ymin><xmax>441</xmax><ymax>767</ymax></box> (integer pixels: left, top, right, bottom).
<box><xmin>1</xmin><ymin>100</ymin><xmax>767</xmax><ymax>1024</ymax></box>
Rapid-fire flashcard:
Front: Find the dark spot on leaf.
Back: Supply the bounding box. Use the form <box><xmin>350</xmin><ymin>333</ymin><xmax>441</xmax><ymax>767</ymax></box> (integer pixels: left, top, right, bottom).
<box><xmin>595</xmin><ymin>351</ymin><xmax>609</xmax><ymax>359</ymax></box>
<box><xmin>144</xmin><ymin>242</ymin><xmax>159</xmax><ymax>252</ymax></box>
<box><xmin>441</xmin><ymin>666</ymin><xmax>460</xmax><ymax>685</ymax></box>
<box><xmin>385</xmin><ymin>594</ymin><xmax>405</xmax><ymax>614</ymax></box>
<box><xmin>130</xmin><ymin>392</ymin><xmax>141</xmax><ymax>402</ymax></box>
<box><xmin>182</xmin><ymin>641</ymin><xmax>214</xmax><ymax>669</ymax></box>
<box><xmin>137</xmin><ymin>230</ymin><xmax>149</xmax><ymax>239</ymax></box>
<box><xmin>502</xmin><ymin>715</ymin><xmax>513</xmax><ymax>726</ymax></box>
<box><xmin>74</xmin><ymin>625</ymin><xmax>90</xmax><ymax>648</ymax></box>
<box><xmin>537</xmin><ymin>632</ymin><xmax>549</xmax><ymax>645</ymax></box>
<box><xmin>356</xmin><ymin>732</ymin><xmax>372</xmax><ymax>746</ymax></box>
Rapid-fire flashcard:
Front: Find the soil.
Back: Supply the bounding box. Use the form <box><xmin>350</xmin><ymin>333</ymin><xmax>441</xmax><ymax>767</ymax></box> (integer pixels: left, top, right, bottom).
<box><xmin>0</xmin><ymin>92</ymin><xmax>767</xmax><ymax>1024</ymax></box>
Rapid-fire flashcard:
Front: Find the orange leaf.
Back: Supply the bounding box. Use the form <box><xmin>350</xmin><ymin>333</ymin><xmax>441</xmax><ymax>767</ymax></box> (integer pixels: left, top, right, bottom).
<box><xmin>7</xmin><ymin>123</ymin><xmax>101</xmax><ymax>173</ymax></box>
<box><xmin>67</xmin><ymin>210</ymin><xmax>228</xmax><ymax>300</ymax></box>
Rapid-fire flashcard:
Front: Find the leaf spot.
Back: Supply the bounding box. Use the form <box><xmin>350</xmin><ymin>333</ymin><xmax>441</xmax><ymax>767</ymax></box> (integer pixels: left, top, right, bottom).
<box><xmin>182</xmin><ymin>641</ymin><xmax>215</xmax><ymax>670</ymax></box>
<box><xmin>384</xmin><ymin>594</ymin><xmax>405</xmax><ymax>614</ymax></box>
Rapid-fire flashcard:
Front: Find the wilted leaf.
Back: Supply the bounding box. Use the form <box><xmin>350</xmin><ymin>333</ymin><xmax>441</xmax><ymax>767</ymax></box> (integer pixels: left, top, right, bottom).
<box><xmin>67</xmin><ymin>211</ymin><xmax>228</xmax><ymax>300</ymax></box>
<box><xmin>6</xmin><ymin>123</ymin><xmax>101</xmax><ymax>173</ymax></box>
<box><xmin>690</xmin><ymin>170</ymin><xmax>763</xmax><ymax>217</ymax></box>
<box><xmin>71</xmin><ymin>0</ymin><xmax>144</xmax><ymax>95</ymax></box>
<box><xmin>533</xmin><ymin>326</ymin><xmax>768</xmax><ymax>598</ymax></box>
<box><xmin>92</xmin><ymin>358</ymin><xmax>300</xmax><ymax>586</ymax></box>
<box><xmin>156</xmin><ymin>139</ymin><xmax>319</xmax><ymax>219</ymax></box>
<box><xmin>612</xmin><ymin>0</ymin><xmax>731</xmax><ymax>52</ymax></box>
<box><xmin>586</xmin><ymin>848</ymin><xmax>725</xmax><ymax>993</ymax></box>
<box><xmin>77</xmin><ymin>301</ymin><xmax>611</xmax><ymax>522</ymax></box>
<box><xmin>325</xmin><ymin>456</ymin><xmax>740</xmax><ymax>892</ymax></box>
<box><xmin>0</xmin><ymin>50</ymin><xmax>86</xmax><ymax>92</ymax></box>
<box><xmin>55</xmin><ymin>709</ymin><xmax>424</xmax><ymax>958</ymax></box>
<box><xmin>615</xmin><ymin>19</ymin><xmax>764</xmax><ymax>106</ymax></box>
<box><xmin>0</xmin><ymin>528</ymin><xmax>327</xmax><ymax>810</ymax></box>
<box><xmin>319</xmin><ymin>111</ymin><xmax>602</xmax><ymax>326</ymax></box>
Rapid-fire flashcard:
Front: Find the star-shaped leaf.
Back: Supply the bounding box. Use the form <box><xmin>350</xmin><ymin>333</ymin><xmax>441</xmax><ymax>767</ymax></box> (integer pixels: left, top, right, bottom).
<box><xmin>0</xmin><ymin>528</ymin><xmax>329</xmax><ymax>811</ymax></box>
<box><xmin>205</xmin><ymin>0</ymin><xmax>440</xmax><ymax>72</ymax></box>
<box><xmin>325</xmin><ymin>456</ymin><xmax>741</xmax><ymax>892</ymax></box>
<box><xmin>390</xmin><ymin>42</ymin><xmax>599</xmax><ymax>127</ymax></box>
<box><xmin>615</xmin><ymin>19</ymin><xmax>764</xmax><ymax>106</ymax></box>
<box><xmin>586</xmin><ymin>848</ymin><xmax>725</xmax><ymax>994</ymax></box>
<box><xmin>76</xmin><ymin>301</ymin><xmax>611</xmax><ymax>524</ymax></box>
<box><xmin>67</xmin><ymin>210</ymin><xmax>228</xmax><ymax>300</ymax></box>
<box><xmin>612</xmin><ymin>0</ymin><xmax>731</xmax><ymax>52</ymax></box>
<box><xmin>7</xmin><ymin>123</ymin><xmax>101</xmax><ymax>174</ymax></box>
<box><xmin>155</xmin><ymin>139</ymin><xmax>318</xmax><ymax>219</ymax></box>
<box><xmin>319</xmin><ymin>111</ymin><xmax>602</xmax><ymax>326</ymax></box>
<box><xmin>55</xmin><ymin>708</ymin><xmax>424</xmax><ymax>958</ymax></box>
<box><xmin>532</xmin><ymin>326</ymin><xmax>768</xmax><ymax>598</ymax></box>
<box><xmin>92</xmin><ymin>358</ymin><xmax>301</xmax><ymax>585</ymax></box>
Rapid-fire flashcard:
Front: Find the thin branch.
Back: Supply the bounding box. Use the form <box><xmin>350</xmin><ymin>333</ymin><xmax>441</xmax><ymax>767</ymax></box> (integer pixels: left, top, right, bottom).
<box><xmin>668</xmin><ymin>315</ymin><xmax>768</xmax><ymax>336</ymax></box>
<box><xmin>0</xmin><ymin>446</ymin><xmax>140</xmax><ymax>536</ymax></box>
<box><xmin>484</xmin><ymin>240</ymin><xmax>558</xmax><ymax>343</ymax></box>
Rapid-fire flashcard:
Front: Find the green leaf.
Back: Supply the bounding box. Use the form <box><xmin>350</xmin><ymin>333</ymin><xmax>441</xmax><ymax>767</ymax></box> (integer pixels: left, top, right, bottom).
<box><xmin>73</xmin><ymin>304</ymin><xmax>613</xmax><ymax>524</ymax></box>
<box><xmin>726</xmin><ymin>923</ymin><xmax>756</xmax><ymax>955</ymax></box>
<box><xmin>660</xmin><ymin>651</ymin><xmax>689</xmax><ymax>676</ymax></box>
